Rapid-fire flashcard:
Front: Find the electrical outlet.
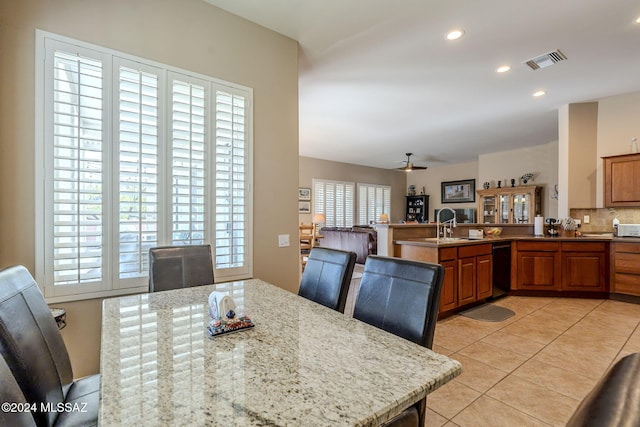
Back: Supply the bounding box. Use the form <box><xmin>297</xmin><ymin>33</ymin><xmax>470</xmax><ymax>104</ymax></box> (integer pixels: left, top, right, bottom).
<box><xmin>583</xmin><ymin>215</ymin><xmax>590</xmax><ymax>224</ymax></box>
<box><xmin>278</xmin><ymin>234</ymin><xmax>290</xmax><ymax>247</ymax></box>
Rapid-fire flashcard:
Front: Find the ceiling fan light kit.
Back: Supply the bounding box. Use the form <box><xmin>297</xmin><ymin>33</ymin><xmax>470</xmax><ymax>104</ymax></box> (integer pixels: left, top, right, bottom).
<box><xmin>397</xmin><ymin>153</ymin><xmax>428</xmax><ymax>171</ymax></box>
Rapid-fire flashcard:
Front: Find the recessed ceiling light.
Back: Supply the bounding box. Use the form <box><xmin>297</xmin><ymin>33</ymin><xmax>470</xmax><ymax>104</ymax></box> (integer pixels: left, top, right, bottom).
<box><xmin>446</xmin><ymin>29</ymin><xmax>465</xmax><ymax>41</ymax></box>
<box><xmin>496</xmin><ymin>65</ymin><xmax>511</xmax><ymax>73</ymax></box>
<box><xmin>636</xmin><ymin>16</ymin><xmax>640</xmax><ymax>23</ymax></box>
<box><xmin>533</xmin><ymin>90</ymin><xmax>546</xmax><ymax>97</ymax></box>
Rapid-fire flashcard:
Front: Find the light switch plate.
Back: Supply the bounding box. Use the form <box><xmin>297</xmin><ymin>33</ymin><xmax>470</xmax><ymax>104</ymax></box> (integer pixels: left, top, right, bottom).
<box><xmin>278</xmin><ymin>234</ymin><xmax>290</xmax><ymax>247</ymax></box>
<box><xmin>583</xmin><ymin>215</ymin><xmax>590</xmax><ymax>224</ymax></box>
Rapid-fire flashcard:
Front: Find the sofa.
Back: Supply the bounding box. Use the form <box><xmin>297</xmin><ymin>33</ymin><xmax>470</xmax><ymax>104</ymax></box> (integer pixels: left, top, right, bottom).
<box><xmin>318</xmin><ymin>226</ymin><xmax>377</xmax><ymax>264</ymax></box>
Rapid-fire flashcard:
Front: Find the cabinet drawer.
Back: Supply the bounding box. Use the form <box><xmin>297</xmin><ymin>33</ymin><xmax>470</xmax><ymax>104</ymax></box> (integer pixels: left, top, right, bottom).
<box><xmin>561</xmin><ymin>242</ymin><xmax>606</xmax><ymax>252</ymax></box>
<box><xmin>439</xmin><ymin>247</ymin><xmax>457</xmax><ymax>261</ymax></box>
<box><xmin>458</xmin><ymin>244</ymin><xmax>491</xmax><ymax>258</ymax></box>
<box><xmin>614</xmin><ymin>273</ymin><xmax>640</xmax><ymax>296</ymax></box>
<box><xmin>615</xmin><ymin>243</ymin><xmax>640</xmax><ymax>254</ymax></box>
<box><xmin>517</xmin><ymin>241</ymin><xmax>560</xmax><ymax>252</ymax></box>
<box><xmin>614</xmin><ymin>252</ymin><xmax>640</xmax><ymax>274</ymax></box>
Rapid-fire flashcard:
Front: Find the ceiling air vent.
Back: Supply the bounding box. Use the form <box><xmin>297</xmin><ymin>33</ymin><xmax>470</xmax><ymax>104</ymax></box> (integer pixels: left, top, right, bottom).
<box><xmin>524</xmin><ymin>49</ymin><xmax>567</xmax><ymax>70</ymax></box>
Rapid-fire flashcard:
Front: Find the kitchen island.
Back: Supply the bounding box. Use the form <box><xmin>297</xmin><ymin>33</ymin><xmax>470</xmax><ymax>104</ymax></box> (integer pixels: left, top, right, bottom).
<box><xmin>392</xmin><ymin>230</ymin><xmax>640</xmax><ymax>317</ymax></box>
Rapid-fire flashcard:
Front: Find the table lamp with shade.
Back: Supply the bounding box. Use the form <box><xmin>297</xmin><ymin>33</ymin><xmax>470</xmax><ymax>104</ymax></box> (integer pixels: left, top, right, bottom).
<box><xmin>312</xmin><ymin>213</ymin><xmax>326</xmax><ymax>236</ymax></box>
<box><xmin>378</xmin><ymin>213</ymin><xmax>389</xmax><ymax>224</ymax></box>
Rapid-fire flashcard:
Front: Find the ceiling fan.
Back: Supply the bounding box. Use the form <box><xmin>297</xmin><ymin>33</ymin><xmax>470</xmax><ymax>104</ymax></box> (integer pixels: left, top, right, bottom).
<box><xmin>396</xmin><ymin>153</ymin><xmax>428</xmax><ymax>171</ymax></box>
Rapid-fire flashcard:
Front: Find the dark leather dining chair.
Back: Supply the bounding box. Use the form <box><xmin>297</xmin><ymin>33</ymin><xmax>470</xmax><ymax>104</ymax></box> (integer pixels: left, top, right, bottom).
<box><xmin>353</xmin><ymin>255</ymin><xmax>444</xmax><ymax>427</ymax></box>
<box><xmin>298</xmin><ymin>247</ymin><xmax>356</xmax><ymax>313</ymax></box>
<box><xmin>0</xmin><ymin>265</ymin><xmax>99</xmax><ymax>427</ymax></box>
<box><xmin>566</xmin><ymin>352</ymin><xmax>640</xmax><ymax>427</ymax></box>
<box><xmin>1</xmin><ymin>354</ymin><xmax>37</xmax><ymax>427</ymax></box>
<box><xmin>149</xmin><ymin>244</ymin><xmax>214</xmax><ymax>292</ymax></box>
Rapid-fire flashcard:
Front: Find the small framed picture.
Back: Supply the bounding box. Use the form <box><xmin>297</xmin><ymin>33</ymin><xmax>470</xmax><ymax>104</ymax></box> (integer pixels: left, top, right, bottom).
<box><xmin>298</xmin><ymin>188</ymin><xmax>311</xmax><ymax>201</ymax></box>
<box><xmin>298</xmin><ymin>201</ymin><xmax>311</xmax><ymax>213</ymax></box>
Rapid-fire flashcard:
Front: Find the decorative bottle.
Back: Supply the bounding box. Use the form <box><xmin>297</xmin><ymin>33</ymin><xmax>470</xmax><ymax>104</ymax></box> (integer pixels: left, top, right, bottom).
<box><xmin>632</xmin><ymin>137</ymin><xmax>638</xmax><ymax>153</ymax></box>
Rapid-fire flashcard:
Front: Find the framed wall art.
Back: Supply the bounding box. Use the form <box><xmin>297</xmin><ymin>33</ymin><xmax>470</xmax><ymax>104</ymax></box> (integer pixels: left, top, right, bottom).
<box><xmin>441</xmin><ymin>179</ymin><xmax>476</xmax><ymax>203</ymax></box>
<box><xmin>298</xmin><ymin>201</ymin><xmax>311</xmax><ymax>213</ymax></box>
<box><xmin>298</xmin><ymin>187</ymin><xmax>311</xmax><ymax>201</ymax></box>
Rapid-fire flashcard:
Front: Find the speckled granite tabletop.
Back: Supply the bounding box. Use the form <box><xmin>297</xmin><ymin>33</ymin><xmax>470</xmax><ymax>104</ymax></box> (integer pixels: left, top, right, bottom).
<box><xmin>100</xmin><ymin>279</ymin><xmax>461</xmax><ymax>426</ymax></box>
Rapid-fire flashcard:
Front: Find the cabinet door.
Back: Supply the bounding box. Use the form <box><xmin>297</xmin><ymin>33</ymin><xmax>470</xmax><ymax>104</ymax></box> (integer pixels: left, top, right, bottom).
<box><xmin>476</xmin><ymin>254</ymin><xmax>493</xmax><ymax>299</ymax></box>
<box><xmin>562</xmin><ymin>252</ymin><xmax>606</xmax><ymax>291</ymax></box>
<box><xmin>498</xmin><ymin>194</ymin><xmax>511</xmax><ymax>224</ymax></box>
<box><xmin>458</xmin><ymin>257</ymin><xmax>476</xmax><ymax>305</ymax></box>
<box><xmin>439</xmin><ymin>260</ymin><xmax>457</xmax><ymax>312</ymax></box>
<box><xmin>480</xmin><ymin>195</ymin><xmax>496</xmax><ymax>224</ymax></box>
<box><xmin>516</xmin><ymin>251</ymin><xmax>560</xmax><ymax>290</ymax></box>
<box><xmin>512</xmin><ymin>193</ymin><xmax>531</xmax><ymax>224</ymax></box>
<box><xmin>605</xmin><ymin>154</ymin><xmax>640</xmax><ymax>207</ymax></box>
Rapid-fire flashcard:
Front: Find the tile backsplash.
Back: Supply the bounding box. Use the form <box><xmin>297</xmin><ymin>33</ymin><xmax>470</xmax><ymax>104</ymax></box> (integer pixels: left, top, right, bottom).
<box><xmin>569</xmin><ymin>207</ymin><xmax>640</xmax><ymax>232</ymax></box>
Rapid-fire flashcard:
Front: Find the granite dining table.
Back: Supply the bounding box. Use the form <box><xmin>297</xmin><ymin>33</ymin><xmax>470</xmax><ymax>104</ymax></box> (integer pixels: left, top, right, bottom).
<box><xmin>99</xmin><ymin>279</ymin><xmax>461</xmax><ymax>426</ymax></box>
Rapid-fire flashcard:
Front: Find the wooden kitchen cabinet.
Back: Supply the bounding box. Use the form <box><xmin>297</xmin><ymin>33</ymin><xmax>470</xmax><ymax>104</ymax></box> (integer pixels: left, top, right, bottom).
<box><xmin>611</xmin><ymin>242</ymin><xmax>640</xmax><ymax>296</ymax></box>
<box><xmin>513</xmin><ymin>240</ymin><xmax>609</xmax><ymax>294</ymax></box>
<box><xmin>458</xmin><ymin>257</ymin><xmax>477</xmax><ymax>306</ymax></box>
<box><xmin>476</xmin><ymin>254</ymin><xmax>493</xmax><ymax>299</ymax></box>
<box><xmin>603</xmin><ymin>153</ymin><xmax>640</xmax><ymax>207</ymax></box>
<box><xmin>477</xmin><ymin>186</ymin><xmax>541</xmax><ymax>224</ymax></box>
<box><xmin>439</xmin><ymin>259</ymin><xmax>458</xmax><ymax>312</ymax></box>
<box><xmin>513</xmin><ymin>241</ymin><xmax>561</xmax><ymax>290</ymax></box>
<box><xmin>561</xmin><ymin>242</ymin><xmax>607</xmax><ymax>292</ymax></box>
<box><xmin>458</xmin><ymin>244</ymin><xmax>492</xmax><ymax>306</ymax></box>
<box><xmin>396</xmin><ymin>242</ymin><xmax>492</xmax><ymax>314</ymax></box>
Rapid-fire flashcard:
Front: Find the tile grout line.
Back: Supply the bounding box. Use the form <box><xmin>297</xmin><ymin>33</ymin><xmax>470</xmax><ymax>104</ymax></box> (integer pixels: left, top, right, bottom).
<box><xmin>433</xmin><ymin>297</ymin><xmax>614</xmax><ymax>425</ymax></box>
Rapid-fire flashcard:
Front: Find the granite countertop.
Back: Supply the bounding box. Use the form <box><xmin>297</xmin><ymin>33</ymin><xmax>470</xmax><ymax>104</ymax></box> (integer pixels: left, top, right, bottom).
<box><xmin>394</xmin><ymin>235</ymin><xmax>640</xmax><ymax>247</ymax></box>
<box><xmin>100</xmin><ymin>279</ymin><xmax>462</xmax><ymax>426</ymax></box>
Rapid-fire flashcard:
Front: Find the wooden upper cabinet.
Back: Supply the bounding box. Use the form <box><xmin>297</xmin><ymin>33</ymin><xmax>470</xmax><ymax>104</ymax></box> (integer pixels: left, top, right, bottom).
<box><xmin>604</xmin><ymin>153</ymin><xmax>640</xmax><ymax>207</ymax></box>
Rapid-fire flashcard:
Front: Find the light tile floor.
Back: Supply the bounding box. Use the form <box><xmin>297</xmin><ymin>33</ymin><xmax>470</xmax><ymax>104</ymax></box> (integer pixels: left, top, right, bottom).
<box><xmin>427</xmin><ymin>296</ymin><xmax>640</xmax><ymax>426</ymax></box>
<box><xmin>343</xmin><ymin>268</ymin><xmax>640</xmax><ymax>426</ymax></box>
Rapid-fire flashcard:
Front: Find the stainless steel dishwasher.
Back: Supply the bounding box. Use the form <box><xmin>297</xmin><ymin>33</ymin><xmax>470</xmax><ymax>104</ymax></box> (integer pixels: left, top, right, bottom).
<box><xmin>491</xmin><ymin>242</ymin><xmax>511</xmax><ymax>299</ymax></box>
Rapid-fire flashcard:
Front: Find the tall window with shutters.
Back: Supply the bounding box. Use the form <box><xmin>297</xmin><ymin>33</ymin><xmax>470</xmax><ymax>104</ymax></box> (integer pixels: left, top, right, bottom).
<box><xmin>312</xmin><ymin>179</ymin><xmax>355</xmax><ymax>228</ymax></box>
<box><xmin>358</xmin><ymin>183</ymin><xmax>391</xmax><ymax>225</ymax></box>
<box><xmin>36</xmin><ymin>31</ymin><xmax>252</xmax><ymax>301</ymax></box>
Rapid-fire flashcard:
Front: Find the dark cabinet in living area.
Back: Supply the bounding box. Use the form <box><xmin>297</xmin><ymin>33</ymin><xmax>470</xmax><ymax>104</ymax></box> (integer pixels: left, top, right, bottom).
<box><xmin>406</xmin><ymin>195</ymin><xmax>429</xmax><ymax>222</ymax></box>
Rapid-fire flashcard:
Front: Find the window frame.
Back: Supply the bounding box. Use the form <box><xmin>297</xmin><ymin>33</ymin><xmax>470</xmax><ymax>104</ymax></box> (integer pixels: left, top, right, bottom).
<box><xmin>357</xmin><ymin>183</ymin><xmax>391</xmax><ymax>225</ymax></box>
<box><xmin>35</xmin><ymin>30</ymin><xmax>253</xmax><ymax>303</ymax></box>
<box><xmin>312</xmin><ymin>179</ymin><xmax>355</xmax><ymax>228</ymax></box>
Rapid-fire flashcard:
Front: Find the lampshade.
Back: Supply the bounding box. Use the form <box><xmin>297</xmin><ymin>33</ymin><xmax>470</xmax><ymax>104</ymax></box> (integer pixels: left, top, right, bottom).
<box><xmin>379</xmin><ymin>214</ymin><xmax>389</xmax><ymax>222</ymax></box>
<box><xmin>312</xmin><ymin>213</ymin><xmax>326</xmax><ymax>224</ymax></box>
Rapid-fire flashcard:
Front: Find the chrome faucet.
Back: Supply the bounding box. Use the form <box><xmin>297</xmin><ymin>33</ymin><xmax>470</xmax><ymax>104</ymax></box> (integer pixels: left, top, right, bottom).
<box><xmin>437</xmin><ymin>207</ymin><xmax>457</xmax><ymax>240</ymax></box>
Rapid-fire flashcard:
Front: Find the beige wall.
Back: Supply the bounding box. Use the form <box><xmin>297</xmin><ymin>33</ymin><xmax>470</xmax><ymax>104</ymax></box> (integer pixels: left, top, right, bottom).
<box><xmin>298</xmin><ymin>156</ymin><xmax>407</xmax><ymax>223</ymax></box>
<box><xmin>0</xmin><ymin>0</ymin><xmax>299</xmax><ymax>378</ymax></box>
<box><xmin>566</xmin><ymin>103</ymin><xmax>599</xmax><ymax>209</ymax></box>
<box><xmin>479</xmin><ymin>141</ymin><xmax>559</xmax><ymax>219</ymax></box>
<box><xmin>596</xmin><ymin>91</ymin><xmax>640</xmax><ymax>207</ymax></box>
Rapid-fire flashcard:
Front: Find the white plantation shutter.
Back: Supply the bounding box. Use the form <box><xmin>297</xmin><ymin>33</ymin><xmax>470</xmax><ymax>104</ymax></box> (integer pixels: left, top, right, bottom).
<box><xmin>358</xmin><ymin>183</ymin><xmax>391</xmax><ymax>225</ymax></box>
<box><xmin>48</xmin><ymin>47</ymin><xmax>105</xmax><ymax>293</ymax></box>
<box><xmin>170</xmin><ymin>77</ymin><xmax>208</xmax><ymax>246</ymax></box>
<box><xmin>214</xmin><ymin>89</ymin><xmax>249</xmax><ymax>276</ymax></box>
<box><xmin>116</xmin><ymin>62</ymin><xmax>160</xmax><ymax>282</ymax></box>
<box><xmin>313</xmin><ymin>179</ymin><xmax>354</xmax><ymax>227</ymax></box>
<box><xmin>37</xmin><ymin>32</ymin><xmax>253</xmax><ymax>300</ymax></box>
